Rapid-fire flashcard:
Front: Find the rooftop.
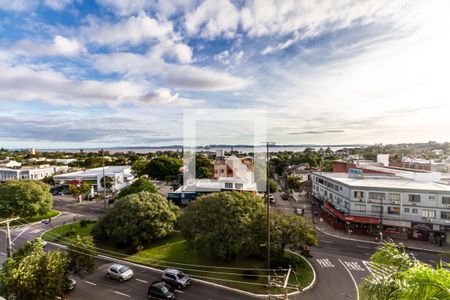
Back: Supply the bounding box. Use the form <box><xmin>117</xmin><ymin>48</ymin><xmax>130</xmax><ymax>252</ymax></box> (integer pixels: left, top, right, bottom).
<box><xmin>54</xmin><ymin>166</ymin><xmax>131</xmax><ymax>179</ymax></box>
<box><xmin>315</xmin><ymin>172</ymin><xmax>450</xmax><ymax>192</ymax></box>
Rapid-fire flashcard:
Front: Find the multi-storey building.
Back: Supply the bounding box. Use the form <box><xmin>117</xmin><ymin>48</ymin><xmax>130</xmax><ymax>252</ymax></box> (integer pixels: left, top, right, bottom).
<box><xmin>312</xmin><ymin>170</ymin><xmax>450</xmax><ymax>245</ymax></box>
<box><xmin>0</xmin><ymin>165</ymin><xmax>57</xmax><ymax>181</ymax></box>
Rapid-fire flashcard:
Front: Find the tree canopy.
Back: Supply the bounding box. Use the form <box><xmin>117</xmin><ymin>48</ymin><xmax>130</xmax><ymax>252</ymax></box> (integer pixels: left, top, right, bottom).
<box><xmin>117</xmin><ymin>178</ymin><xmax>157</xmax><ymax>199</ymax></box>
<box><xmin>189</xmin><ymin>154</ymin><xmax>213</xmax><ymax>179</ymax></box>
<box><xmin>0</xmin><ymin>239</ymin><xmax>69</xmax><ymax>300</ymax></box>
<box><xmin>360</xmin><ymin>242</ymin><xmax>450</xmax><ymax>300</ymax></box>
<box><xmin>180</xmin><ymin>192</ymin><xmax>266</xmax><ymax>260</ymax></box>
<box><xmin>131</xmin><ymin>159</ymin><xmax>150</xmax><ymax>178</ymax></box>
<box><xmin>0</xmin><ymin>180</ymin><xmax>52</xmax><ymax>219</ymax></box>
<box><xmin>91</xmin><ymin>191</ymin><xmax>180</xmax><ymax>249</ymax></box>
<box><xmin>145</xmin><ymin>156</ymin><xmax>183</xmax><ymax>181</ymax></box>
<box><xmin>67</xmin><ymin>235</ymin><xmax>96</xmax><ymax>277</ymax></box>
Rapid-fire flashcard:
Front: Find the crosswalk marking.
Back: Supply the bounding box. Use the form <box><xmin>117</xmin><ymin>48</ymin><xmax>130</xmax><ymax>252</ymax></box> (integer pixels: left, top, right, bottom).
<box><xmin>344</xmin><ymin>261</ymin><xmax>365</xmax><ymax>271</ymax></box>
<box><xmin>30</xmin><ymin>229</ymin><xmax>44</xmax><ymax>234</ymax></box>
<box><xmin>316</xmin><ymin>258</ymin><xmax>335</xmax><ymax>268</ymax></box>
<box><xmin>363</xmin><ymin>261</ymin><xmax>394</xmax><ymax>279</ymax></box>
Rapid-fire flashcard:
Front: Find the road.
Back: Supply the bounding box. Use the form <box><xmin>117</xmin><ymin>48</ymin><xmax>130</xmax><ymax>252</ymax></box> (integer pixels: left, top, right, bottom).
<box><xmin>1</xmin><ymin>195</ymin><xmax>448</xmax><ymax>300</ymax></box>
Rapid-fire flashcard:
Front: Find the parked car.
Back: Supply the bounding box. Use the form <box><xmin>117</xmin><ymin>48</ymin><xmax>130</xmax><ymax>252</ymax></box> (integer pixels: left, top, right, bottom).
<box><xmin>281</xmin><ymin>192</ymin><xmax>289</xmax><ymax>200</ymax></box>
<box><xmin>294</xmin><ymin>208</ymin><xmax>303</xmax><ymax>215</ymax></box>
<box><xmin>148</xmin><ymin>281</ymin><xmax>176</xmax><ymax>299</ymax></box>
<box><xmin>64</xmin><ymin>276</ymin><xmax>77</xmax><ymax>293</ymax></box>
<box><xmin>106</xmin><ymin>264</ymin><xmax>134</xmax><ymax>282</ymax></box>
<box><xmin>269</xmin><ymin>194</ymin><xmax>275</xmax><ymax>204</ymax></box>
<box><xmin>161</xmin><ymin>268</ymin><xmax>191</xmax><ymax>289</ymax></box>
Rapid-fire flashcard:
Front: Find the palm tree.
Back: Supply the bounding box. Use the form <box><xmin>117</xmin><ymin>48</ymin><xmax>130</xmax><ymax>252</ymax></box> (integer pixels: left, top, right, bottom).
<box><xmin>360</xmin><ymin>242</ymin><xmax>450</xmax><ymax>300</ymax></box>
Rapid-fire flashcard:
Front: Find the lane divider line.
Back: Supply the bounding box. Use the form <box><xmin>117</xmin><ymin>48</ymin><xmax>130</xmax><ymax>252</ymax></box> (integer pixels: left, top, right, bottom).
<box><xmin>84</xmin><ymin>280</ymin><xmax>97</xmax><ymax>286</ymax></box>
<box><xmin>135</xmin><ymin>278</ymin><xmax>148</xmax><ymax>283</ymax></box>
<box><xmin>338</xmin><ymin>258</ymin><xmax>360</xmax><ymax>300</ymax></box>
<box><xmin>114</xmin><ymin>291</ymin><xmax>131</xmax><ymax>298</ymax></box>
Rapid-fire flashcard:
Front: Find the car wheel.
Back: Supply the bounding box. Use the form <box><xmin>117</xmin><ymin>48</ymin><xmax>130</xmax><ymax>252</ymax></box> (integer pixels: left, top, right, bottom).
<box><xmin>177</xmin><ymin>284</ymin><xmax>182</xmax><ymax>290</ymax></box>
<box><xmin>119</xmin><ymin>277</ymin><xmax>124</xmax><ymax>283</ymax></box>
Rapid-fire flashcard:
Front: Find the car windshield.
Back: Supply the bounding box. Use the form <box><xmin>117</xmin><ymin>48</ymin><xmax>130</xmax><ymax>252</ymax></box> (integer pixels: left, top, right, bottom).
<box><xmin>119</xmin><ymin>266</ymin><xmax>129</xmax><ymax>273</ymax></box>
<box><xmin>176</xmin><ymin>272</ymin><xmax>185</xmax><ymax>279</ymax></box>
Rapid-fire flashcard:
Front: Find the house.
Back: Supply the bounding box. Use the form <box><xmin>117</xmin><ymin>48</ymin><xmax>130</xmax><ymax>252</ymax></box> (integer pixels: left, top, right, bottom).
<box><xmin>213</xmin><ymin>150</ymin><xmax>254</xmax><ymax>182</ymax></box>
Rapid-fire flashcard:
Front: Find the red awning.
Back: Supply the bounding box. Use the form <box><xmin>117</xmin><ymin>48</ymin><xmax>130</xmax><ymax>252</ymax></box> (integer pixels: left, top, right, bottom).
<box><xmin>323</xmin><ymin>202</ymin><xmax>380</xmax><ymax>225</ymax></box>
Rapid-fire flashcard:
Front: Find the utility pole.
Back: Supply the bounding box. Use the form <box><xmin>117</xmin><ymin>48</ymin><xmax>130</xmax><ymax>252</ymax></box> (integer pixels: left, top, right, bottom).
<box><xmin>101</xmin><ymin>149</ymin><xmax>106</xmax><ymax>213</ymax></box>
<box><xmin>379</xmin><ymin>195</ymin><xmax>384</xmax><ymax>241</ymax></box>
<box><xmin>262</xmin><ymin>141</ymin><xmax>275</xmax><ymax>294</ymax></box>
<box><xmin>283</xmin><ymin>267</ymin><xmax>292</xmax><ymax>300</ymax></box>
<box><xmin>1</xmin><ymin>217</ymin><xmax>20</xmax><ymax>257</ymax></box>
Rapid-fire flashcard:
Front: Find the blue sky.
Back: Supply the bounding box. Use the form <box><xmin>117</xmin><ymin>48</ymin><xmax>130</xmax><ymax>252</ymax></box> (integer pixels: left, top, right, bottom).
<box><xmin>0</xmin><ymin>0</ymin><xmax>449</xmax><ymax>149</ymax></box>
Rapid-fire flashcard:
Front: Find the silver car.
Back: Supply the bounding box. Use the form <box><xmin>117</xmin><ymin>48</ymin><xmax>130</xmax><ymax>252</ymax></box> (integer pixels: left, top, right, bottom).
<box><xmin>162</xmin><ymin>268</ymin><xmax>191</xmax><ymax>289</ymax></box>
<box><xmin>106</xmin><ymin>264</ymin><xmax>134</xmax><ymax>282</ymax></box>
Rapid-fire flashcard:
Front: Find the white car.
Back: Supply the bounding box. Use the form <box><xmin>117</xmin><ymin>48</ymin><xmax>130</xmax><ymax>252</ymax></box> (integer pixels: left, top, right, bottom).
<box><xmin>106</xmin><ymin>264</ymin><xmax>134</xmax><ymax>282</ymax></box>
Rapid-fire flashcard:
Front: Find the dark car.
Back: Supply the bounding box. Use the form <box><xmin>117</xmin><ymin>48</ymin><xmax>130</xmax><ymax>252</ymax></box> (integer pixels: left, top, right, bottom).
<box><xmin>281</xmin><ymin>192</ymin><xmax>289</xmax><ymax>200</ymax></box>
<box><xmin>148</xmin><ymin>281</ymin><xmax>176</xmax><ymax>299</ymax></box>
<box><xmin>161</xmin><ymin>268</ymin><xmax>191</xmax><ymax>289</ymax></box>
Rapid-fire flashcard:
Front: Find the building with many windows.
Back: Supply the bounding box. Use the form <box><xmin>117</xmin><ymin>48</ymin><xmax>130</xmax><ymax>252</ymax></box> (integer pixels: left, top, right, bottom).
<box><xmin>312</xmin><ymin>170</ymin><xmax>450</xmax><ymax>245</ymax></box>
<box><xmin>0</xmin><ymin>165</ymin><xmax>58</xmax><ymax>181</ymax></box>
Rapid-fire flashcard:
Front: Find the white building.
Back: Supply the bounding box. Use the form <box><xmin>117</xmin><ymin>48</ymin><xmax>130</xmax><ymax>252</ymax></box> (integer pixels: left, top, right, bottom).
<box><xmin>0</xmin><ymin>159</ymin><xmax>21</xmax><ymax>168</ymax></box>
<box><xmin>312</xmin><ymin>171</ymin><xmax>450</xmax><ymax>244</ymax></box>
<box><xmin>53</xmin><ymin>166</ymin><xmax>134</xmax><ymax>192</ymax></box>
<box><xmin>0</xmin><ymin>165</ymin><xmax>56</xmax><ymax>181</ymax></box>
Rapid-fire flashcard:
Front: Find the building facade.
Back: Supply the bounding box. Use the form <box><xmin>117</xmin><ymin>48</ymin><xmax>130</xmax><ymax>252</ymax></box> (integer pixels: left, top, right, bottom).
<box><xmin>312</xmin><ymin>171</ymin><xmax>450</xmax><ymax>245</ymax></box>
<box><xmin>0</xmin><ymin>165</ymin><xmax>57</xmax><ymax>181</ymax></box>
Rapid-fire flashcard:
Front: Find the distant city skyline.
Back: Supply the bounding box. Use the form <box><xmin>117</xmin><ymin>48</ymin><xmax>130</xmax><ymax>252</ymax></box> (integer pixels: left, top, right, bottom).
<box><xmin>1</xmin><ymin>1</ymin><xmax>449</xmax><ymax>148</ymax></box>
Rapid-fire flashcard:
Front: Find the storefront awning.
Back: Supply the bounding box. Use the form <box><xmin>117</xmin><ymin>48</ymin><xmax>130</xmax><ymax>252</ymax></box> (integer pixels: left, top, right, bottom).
<box><xmin>323</xmin><ymin>202</ymin><xmax>380</xmax><ymax>225</ymax></box>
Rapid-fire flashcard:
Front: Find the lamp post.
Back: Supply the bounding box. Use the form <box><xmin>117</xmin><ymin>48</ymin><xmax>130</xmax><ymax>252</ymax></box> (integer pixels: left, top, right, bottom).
<box><xmin>101</xmin><ymin>149</ymin><xmax>106</xmax><ymax>213</ymax></box>
<box><xmin>379</xmin><ymin>195</ymin><xmax>384</xmax><ymax>241</ymax></box>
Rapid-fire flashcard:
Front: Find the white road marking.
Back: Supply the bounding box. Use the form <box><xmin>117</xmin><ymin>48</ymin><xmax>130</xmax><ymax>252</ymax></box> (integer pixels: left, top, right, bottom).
<box><xmin>84</xmin><ymin>280</ymin><xmax>97</xmax><ymax>286</ymax></box>
<box><xmin>344</xmin><ymin>261</ymin><xmax>365</xmax><ymax>271</ymax></box>
<box><xmin>363</xmin><ymin>261</ymin><xmax>393</xmax><ymax>279</ymax></box>
<box><xmin>175</xmin><ymin>290</ymin><xmax>184</xmax><ymax>294</ymax></box>
<box><xmin>0</xmin><ymin>252</ymin><xmax>6</xmax><ymax>256</ymax></box>
<box><xmin>356</xmin><ymin>245</ymin><xmax>371</xmax><ymax>249</ymax></box>
<box><xmin>339</xmin><ymin>259</ymin><xmax>360</xmax><ymax>300</ymax></box>
<box><xmin>135</xmin><ymin>278</ymin><xmax>148</xmax><ymax>283</ymax></box>
<box><xmin>321</xmin><ymin>240</ymin><xmax>333</xmax><ymax>243</ymax></box>
<box><xmin>30</xmin><ymin>229</ymin><xmax>44</xmax><ymax>234</ymax></box>
<box><xmin>316</xmin><ymin>258</ymin><xmax>335</xmax><ymax>268</ymax></box>
<box><xmin>114</xmin><ymin>291</ymin><xmax>131</xmax><ymax>298</ymax></box>
<box><xmin>12</xmin><ymin>225</ymin><xmax>30</xmax><ymax>243</ymax></box>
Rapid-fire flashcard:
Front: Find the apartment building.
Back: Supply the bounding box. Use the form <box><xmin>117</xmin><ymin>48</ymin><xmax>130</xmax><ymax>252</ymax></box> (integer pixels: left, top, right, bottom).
<box><xmin>0</xmin><ymin>165</ymin><xmax>57</xmax><ymax>181</ymax></box>
<box><xmin>312</xmin><ymin>170</ymin><xmax>450</xmax><ymax>245</ymax></box>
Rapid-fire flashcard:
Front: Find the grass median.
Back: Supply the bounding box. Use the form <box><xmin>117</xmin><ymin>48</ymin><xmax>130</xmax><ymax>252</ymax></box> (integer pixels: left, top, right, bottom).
<box><xmin>43</xmin><ymin>221</ymin><xmax>314</xmax><ymax>294</ymax></box>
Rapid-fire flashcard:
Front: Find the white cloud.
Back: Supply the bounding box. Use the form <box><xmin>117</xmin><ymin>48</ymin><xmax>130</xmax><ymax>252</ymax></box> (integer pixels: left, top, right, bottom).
<box><xmin>141</xmin><ymin>88</ymin><xmax>203</xmax><ymax>105</ymax></box>
<box><xmin>184</xmin><ymin>0</ymin><xmax>240</xmax><ymax>39</ymax></box>
<box><xmin>82</xmin><ymin>12</ymin><xmax>174</xmax><ymax>46</ymax></box>
<box><xmin>44</xmin><ymin>0</ymin><xmax>73</xmax><ymax>10</ymax></box>
<box><xmin>12</xmin><ymin>35</ymin><xmax>85</xmax><ymax>57</ymax></box>
<box><xmin>0</xmin><ymin>62</ymin><xmax>201</xmax><ymax>107</ymax></box>
<box><xmin>214</xmin><ymin>50</ymin><xmax>245</xmax><ymax>65</ymax></box>
<box><xmin>149</xmin><ymin>41</ymin><xmax>193</xmax><ymax>64</ymax></box>
<box><xmin>261</xmin><ymin>31</ymin><xmax>301</xmax><ymax>55</ymax></box>
<box><xmin>0</xmin><ymin>0</ymin><xmax>72</xmax><ymax>11</ymax></box>
<box><xmin>95</xmin><ymin>0</ymin><xmax>150</xmax><ymax>16</ymax></box>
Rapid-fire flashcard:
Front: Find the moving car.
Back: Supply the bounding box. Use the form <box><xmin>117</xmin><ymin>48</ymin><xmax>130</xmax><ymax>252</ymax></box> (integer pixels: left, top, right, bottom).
<box><xmin>106</xmin><ymin>264</ymin><xmax>134</xmax><ymax>282</ymax></box>
<box><xmin>294</xmin><ymin>208</ymin><xmax>303</xmax><ymax>215</ymax></box>
<box><xmin>161</xmin><ymin>268</ymin><xmax>191</xmax><ymax>289</ymax></box>
<box><xmin>147</xmin><ymin>281</ymin><xmax>176</xmax><ymax>299</ymax></box>
<box><xmin>269</xmin><ymin>194</ymin><xmax>275</xmax><ymax>204</ymax></box>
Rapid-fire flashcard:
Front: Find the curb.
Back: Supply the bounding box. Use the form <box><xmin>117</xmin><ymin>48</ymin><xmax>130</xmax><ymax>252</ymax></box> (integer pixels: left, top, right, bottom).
<box><xmin>315</xmin><ymin>225</ymin><xmax>444</xmax><ymax>254</ymax></box>
<box><xmin>285</xmin><ymin>250</ymin><xmax>317</xmax><ymax>292</ymax></box>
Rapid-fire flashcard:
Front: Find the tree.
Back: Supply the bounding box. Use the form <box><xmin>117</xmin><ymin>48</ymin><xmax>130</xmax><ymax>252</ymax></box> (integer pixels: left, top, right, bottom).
<box><xmin>68</xmin><ymin>181</ymin><xmax>90</xmax><ymax>202</ymax></box>
<box><xmin>189</xmin><ymin>154</ymin><xmax>213</xmax><ymax>178</ymax></box>
<box><xmin>117</xmin><ymin>178</ymin><xmax>157</xmax><ymax>199</ymax></box>
<box><xmin>286</xmin><ymin>175</ymin><xmax>302</xmax><ymax>191</ymax></box>
<box><xmin>360</xmin><ymin>242</ymin><xmax>450</xmax><ymax>300</ymax></box>
<box><xmin>91</xmin><ymin>191</ymin><xmax>180</xmax><ymax>249</ymax></box>
<box><xmin>179</xmin><ymin>192</ymin><xmax>265</xmax><ymax>261</ymax></box>
<box><xmin>145</xmin><ymin>156</ymin><xmax>183</xmax><ymax>181</ymax></box>
<box><xmin>269</xmin><ymin>179</ymin><xmax>279</xmax><ymax>193</ymax></box>
<box><xmin>0</xmin><ymin>180</ymin><xmax>52</xmax><ymax>219</ymax></box>
<box><xmin>131</xmin><ymin>159</ymin><xmax>149</xmax><ymax>178</ymax></box>
<box><xmin>0</xmin><ymin>240</ymin><xmax>69</xmax><ymax>300</ymax></box>
<box><xmin>100</xmin><ymin>176</ymin><xmax>114</xmax><ymax>192</ymax></box>
<box><xmin>67</xmin><ymin>235</ymin><xmax>96</xmax><ymax>277</ymax></box>
<box><xmin>270</xmin><ymin>211</ymin><xmax>318</xmax><ymax>255</ymax></box>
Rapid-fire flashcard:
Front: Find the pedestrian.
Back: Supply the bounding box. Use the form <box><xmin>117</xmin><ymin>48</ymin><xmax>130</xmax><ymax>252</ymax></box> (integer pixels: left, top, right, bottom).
<box><xmin>48</xmin><ymin>217</ymin><xmax>52</xmax><ymax>224</ymax></box>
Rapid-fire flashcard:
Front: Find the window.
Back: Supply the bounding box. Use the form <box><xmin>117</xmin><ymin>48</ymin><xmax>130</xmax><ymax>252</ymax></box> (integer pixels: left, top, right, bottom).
<box><xmin>334</xmin><ymin>185</ymin><xmax>339</xmax><ymax>191</ymax></box>
<box><xmin>344</xmin><ymin>201</ymin><xmax>350</xmax><ymax>209</ymax></box>
<box><xmin>422</xmin><ymin>210</ymin><xmax>436</xmax><ymax>218</ymax></box>
<box><xmin>429</xmin><ymin>195</ymin><xmax>436</xmax><ymax>201</ymax></box>
<box><xmin>387</xmin><ymin>207</ymin><xmax>400</xmax><ymax>215</ymax></box>
<box><xmin>389</xmin><ymin>193</ymin><xmax>401</xmax><ymax>203</ymax></box>
<box><xmin>371</xmin><ymin>205</ymin><xmax>383</xmax><ymax>213</ymax></box>
<box><xmin>324</xmin><ymin>191</ymin><xmax>328</xmax><ymax>196</ymax></box>
<box><xmin>412</xmin><ymin>208</ymin><xmax>418</xmax><ymax>214</ymax></box>
<box><xmin>408</xmin><ymin>194</ymin><xmax>420</xmax><ymax>203</ymax></box>
<box><xmin>330</xmin><ymin>194</ymin><xmax>333</xmax><ymax>200</ymax></box>
<box><xmin>369</xmin><ymin>192</ymin><xmax>385</xmax><ymax>201</ymax></box>
<box><xmin>235</xmin><ymin>183</ymin><xmax>243</xmax><ymax>190</ymax></box>
<box><xmin>340</xmin><ymin>186</ymin><xmax>342</xmax><ymax>191</ymax></box>
<box><xmin>442</xmin><ymin>197</ymin><xmax>450</xmax><ymax>205</ymax></box>
<box><xmin>404</xmin><ymin>207</ymin><xmax>410</xmax><ymax>213</ymax></box>
<box><xmin>224</xmin><ymin>182</ymin><xmax>233</xmax><ymax>189</ymax></box>
<box><xmin>355</xmin><ymin>204</ymin><xmax>366</xmax><ymax>212</ymax></box>
<box><xmin>441</xmin><ymin>211</ymin><xmax>450</xmax><ymax>220</ymax></box>
<box><xmin>354</xmin><ymin>191</ymin><xmax>364</xmax><ymax>198</ymax></box>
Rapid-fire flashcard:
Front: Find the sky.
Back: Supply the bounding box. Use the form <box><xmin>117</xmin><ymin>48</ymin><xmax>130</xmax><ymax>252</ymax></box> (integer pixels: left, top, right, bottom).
<box><xmin>0</xmin><ymin>0</ymin><xmax>449</xmax><ymax>149</ymax></box>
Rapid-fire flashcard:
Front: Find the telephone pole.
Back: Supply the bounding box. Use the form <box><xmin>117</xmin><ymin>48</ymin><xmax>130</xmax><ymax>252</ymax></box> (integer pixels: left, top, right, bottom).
<box><xmin>1</xmin><ymin>217</ymin><xmax>20</xmax><ymax>257</ymax></box>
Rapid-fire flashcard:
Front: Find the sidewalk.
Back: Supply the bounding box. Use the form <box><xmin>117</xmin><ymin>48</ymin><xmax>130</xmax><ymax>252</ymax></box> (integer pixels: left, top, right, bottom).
<box><xmin>315</xmin><ymin>217</ymin><xmax>450</xmax><ymax>254</ymax></box>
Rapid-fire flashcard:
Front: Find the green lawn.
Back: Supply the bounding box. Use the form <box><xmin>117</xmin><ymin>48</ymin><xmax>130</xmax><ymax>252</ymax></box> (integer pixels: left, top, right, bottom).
<box><xmin>42</xmin><ymin>222</ymin><xmax>314</xmax><ymax>294</ymax></box>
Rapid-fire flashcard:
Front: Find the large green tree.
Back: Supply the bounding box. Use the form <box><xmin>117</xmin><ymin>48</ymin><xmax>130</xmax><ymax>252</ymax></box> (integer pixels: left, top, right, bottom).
<box><xmin>145</xmin><ymin>156</ymin><xmax>183</xmax><ymax>181</ymax></box>
<box><xmin>117</xmin><ymin>178</ymin><xmax>157</xmax><ymax>199</ymax></box>
<box><xmin>179</xmin><ymin>192</ymin><xmax>265</xmax><ymax>260</ymax></box>
<box><xmin>189</xmin><ymin>154</ymin><xmax>213</xmax><ymax>178</ymax></box>
<box><xmin>0</xmin><ymin>180</ymin><xmax>52</xmax><ymax>219</ymax></box>
<box><xmin>68</xmin><ymin>181</ymin><xmax>90</xmax><ymax>202</ymax></box>
<box><xmin>91</xmin><ymin>191</ymin><xmax>180</xmax><ymax>248</ymax></box>
<box><xmin>67</xmin><ymin>235</ymin><xmax>97</xmax><ymax>277</ymax></box>
<box><xmin>0</xmin><ymin>240</ymin><xmax>69</xmax><ymax>300</ymax></box>
<box><xmin>131</xmin><ymin>159</ymin><xmax>150</xmax><ymax>178</ymax></box>
<box><xmin>360</xmin><ymin>242</ymin><xmax>450</xmax><ymax>300</ymax></box>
